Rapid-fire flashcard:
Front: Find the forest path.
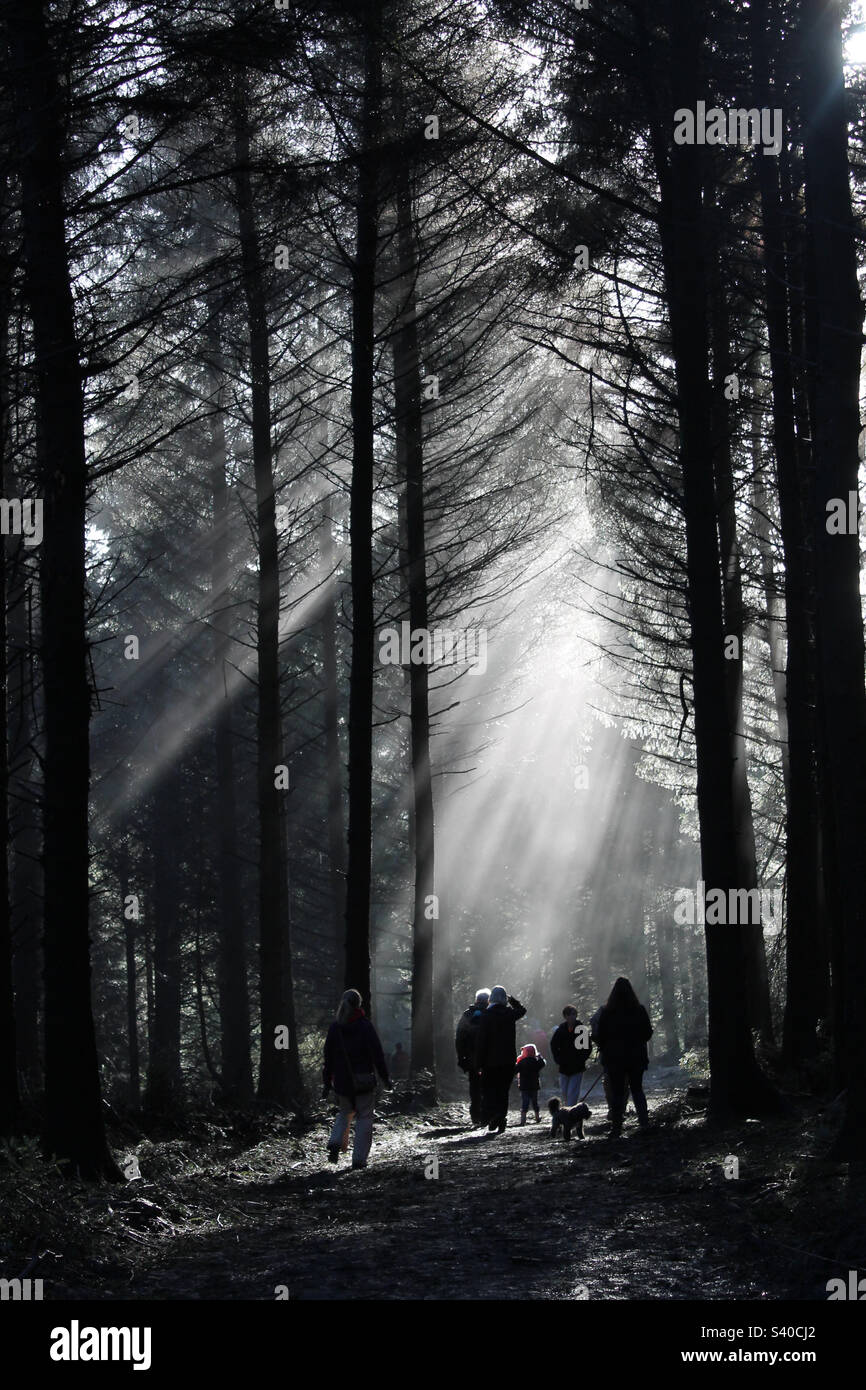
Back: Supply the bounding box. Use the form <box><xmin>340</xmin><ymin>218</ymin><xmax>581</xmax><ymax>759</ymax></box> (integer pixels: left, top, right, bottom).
<box><xmin>109</xmin><ymin>1081</ymin><xmax>833</xmax><ymax>1301</ymax></box>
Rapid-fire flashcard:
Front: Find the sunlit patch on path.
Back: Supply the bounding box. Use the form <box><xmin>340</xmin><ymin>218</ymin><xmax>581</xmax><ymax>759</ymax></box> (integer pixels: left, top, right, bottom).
<box><xmin>79</xmin><ymin>1088</ymin><xmax>844</xmax><ymax>1302</ymax></box>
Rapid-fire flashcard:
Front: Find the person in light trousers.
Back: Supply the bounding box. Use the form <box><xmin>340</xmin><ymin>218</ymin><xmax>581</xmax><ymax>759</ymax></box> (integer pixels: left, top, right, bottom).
<box><xmin>322</xmin><ymin>989</ymin><xmax>390</xmax><ymax>1169</ymax></box>
<box><xmin>550</xmin><ymin>1005</ymin><xmax>592</xmax><ymax>1106</ymax></box>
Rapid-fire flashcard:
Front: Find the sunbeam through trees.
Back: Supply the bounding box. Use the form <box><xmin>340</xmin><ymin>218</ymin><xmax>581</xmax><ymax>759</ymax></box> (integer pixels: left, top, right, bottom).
<box><xmin>0</xmin><ymin>0</ymin><xmax>865</xmax><ymax>1353</ymax></box>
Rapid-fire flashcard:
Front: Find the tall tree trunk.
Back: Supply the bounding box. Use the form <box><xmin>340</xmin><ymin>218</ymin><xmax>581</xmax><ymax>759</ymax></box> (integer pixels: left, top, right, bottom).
<box><xmin>0</xmin><ymin>195</ymin><xmax>18</xmax><ymax>1136</ymax></box>
<box><xmin>320</xmin><ymin>492</ymin><xmax>345</xmax><ymax>996</ymax></box>
<box><xmin>193</xmin><ymin>844</ymin><xmax>218</xmax><ymax>1091</ymax></box>
<box><xmin>783</xmin><ymin>59</ymin><xmax>843</xmax><ymax>1069</ymax></box>
<box><xmin>145</xmin><ymin>928</ymin><xmax>154</xmax><ymax>1063</ymax></box>
<box><xmin>120</xmin><ymin>840</ymin><xmax>140</xmax><ymax>1111</ymax></box>
<box><xmin>654</xmin><ymin>917</ymin><xmax>680</xmax><ymax>1062</ymax></box>
<box><xmin>144</xmin><ymin>780</ymin><xmax>183</xmax><ymax>1112</ymax></box>
<box><xmin>233</xmin><ymin>91</ymin><xmax>302</xmax><ymax>1104</ymax></box>
<box><xmin>344</xmin><ymin>7</ymin><xmax>382</xmax><ymax>1012</ymax></box>
<box><xmin>751</xmin><ymin>437</ymin><xmax>791</xmax><ymax>801</ymax></box>
<box><xmin>799</xmin><ymin>0</ymin><xmax>866</xmax><ymax>1153</ymax></box>
<box><xmin>680</xmin><ymin>926</ymin><xmax>706</xmax><ymax>1050</ymax></box>
<box><xmin>707</xmin><ymin>181</ymin><xmax>773</xmax><ymax>1044</ymax></box>
<box><xmin>434</xmin><ymin>901</ymin><xmax>457</xmax><ymax>1090</ymax></box>
<box><xmin>207</xmin><ymin>305</ymin><xmax>254</xmax><ymax>1106</ymax></box>
<box><xmin>7</xmin><ymin>311</ymin><xmax>41</xmax><ymax>1096</ymax></box>
<box><xmin>7</xmin><ymin>0</ymin><xmax>120</xmax><ymax>1176</ymax></box>
<box><xmin>750</xmin><ymin>0</ymin><xmax>825</xmax><ymax>1066</ymax></box>
<box><xmin>8</xmin><ymin>551</ymin><xmax>41</xmax><ymax>1095</ymax></box>
<box><xmin>392</xmin><ymin>168</ymin><xmax>437</xmax><ymax>1080</ymax></box>
<box><xmin>645</xmin><ymin>0</ymin><xmax>776</xmax><ymax>1118</ymax></box>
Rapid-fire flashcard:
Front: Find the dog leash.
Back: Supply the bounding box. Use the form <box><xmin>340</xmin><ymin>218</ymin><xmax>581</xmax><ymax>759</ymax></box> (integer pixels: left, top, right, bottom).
<box><xmin>578</xmin><ymin>1071</ymin><xmax>604</xmax><ymax>1104</ymax></box>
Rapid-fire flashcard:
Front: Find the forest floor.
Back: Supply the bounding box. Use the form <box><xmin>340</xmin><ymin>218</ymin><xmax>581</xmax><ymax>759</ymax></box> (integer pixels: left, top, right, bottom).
<box><xmin>2</xmin><ymin>1068</ymin><xmax>864</xmax><ymax>1301</ymax></box>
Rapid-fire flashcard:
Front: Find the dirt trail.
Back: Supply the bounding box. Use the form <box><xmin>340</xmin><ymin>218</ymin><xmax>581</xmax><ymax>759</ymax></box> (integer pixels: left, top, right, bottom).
<box><xmin>84</xmin><ymin>1082</ymin><xmax>843</xmax><ymax>1302</ymax></box>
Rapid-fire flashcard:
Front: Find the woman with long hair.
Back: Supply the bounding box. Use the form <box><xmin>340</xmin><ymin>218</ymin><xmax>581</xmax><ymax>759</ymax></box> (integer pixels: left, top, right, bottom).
<box><xmin>595</xmin><ymin>977</ymin><xmax>653</xmax><ymax>1136</ymax></box>
<box><xmin>322</xmin><ymin>989</ymin><xmax>390</xmax><ymax>1169</ymax></box>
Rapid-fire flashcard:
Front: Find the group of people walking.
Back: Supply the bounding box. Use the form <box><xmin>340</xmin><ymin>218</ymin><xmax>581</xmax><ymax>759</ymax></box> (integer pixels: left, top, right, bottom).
<box><xmin>456</xmin><ymin>978</ymin><xmax>653</xmax><ymax>1136</ymax></box>
<box><xmin>455</xmin><ymin>984</ymin><xmax>527</xmax><ymax>1131</ymax></box>
<box><xmin>320</xmin><ymin>978</ymin><xmax>653</xmax><ymax>1169</ymax></box>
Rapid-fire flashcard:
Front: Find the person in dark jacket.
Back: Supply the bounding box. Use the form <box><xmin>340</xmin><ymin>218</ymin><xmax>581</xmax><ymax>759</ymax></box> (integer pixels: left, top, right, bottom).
<box><xmin>322</xmin><ymin>989</ymin><xmax>390</xmax><ymax>1168</ymax></box>
<box><xmin>590</xmin><ymin>1002</ymin><xmax>623</xmax><ymax>1120</ymax></box>
<box><xmin>550</xmin><ymin>1006</ymin><xmax>593</xmax><ymax>1106</ymax></box>
<box><xmin>476</xmin><ymin>985</ymin><xmax>527</xmax><ymax>1133</ymax></box>
<box><xmin>591</xmin><ymin>1002</ymin><xmax>636</xmax><ymax>1119</ymax></box>
<box><xmin>595</xmin><ymin>978</ymin><xmax>653</xmax><ymax>1136</ymax></box>
<box><xmin>515</xmin><ymin>1042</ymin><xmax>546</xmax><ymax>1124</ymax></box>
<box><xmin>455</xmin><ymin>988</ymin><xmax>490</xmax><ymax>1125</ymax></box>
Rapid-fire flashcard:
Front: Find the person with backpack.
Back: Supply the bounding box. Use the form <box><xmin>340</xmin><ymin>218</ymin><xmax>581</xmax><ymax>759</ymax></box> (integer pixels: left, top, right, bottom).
<box><xmin>515</xmin><ymin>1042</ymin><xmax>546</xmax><ymax>1123</ymax></box>
<box><xmin>322</xmin><ymin>989</ymin><xmax>390</xmax><ymax>1169</ymax></box>
<box><xmin>595</xmin><ymin>978</ymin><xmax>653</xmax><ymax>1136</ymax></box>
<box><xmin>455</xmin><ymin>987</ymin><xmax>490</xmax><ymax>1125</ymax></box>
<box><xmin>476</xmin><ymin>985</ymin><xmax>527</xmax><ymax>1133</ymax></box>
<box><xmin>550</xmin><ymin>1005</ymin><xmax>593</xmax><ymax>1106</ymax></box>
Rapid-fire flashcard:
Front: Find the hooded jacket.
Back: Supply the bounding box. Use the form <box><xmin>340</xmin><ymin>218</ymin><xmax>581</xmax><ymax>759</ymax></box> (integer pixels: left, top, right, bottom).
<box><xmin>515</xmin><ymin>1046</ymin><xmax>546</xmax><ymax>1092</ymax></box>
<box><xmin>476</xmin><ymin>997</ymin><xmax>527</xmax><ymax>1069</ymax></box>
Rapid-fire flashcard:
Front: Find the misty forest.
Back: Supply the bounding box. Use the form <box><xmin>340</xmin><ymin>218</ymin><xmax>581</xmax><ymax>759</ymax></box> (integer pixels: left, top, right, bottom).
<box><xmin>1</xmin><ymin>0</ymin><xmax>866</xmax><ymax>1313</ymax></box>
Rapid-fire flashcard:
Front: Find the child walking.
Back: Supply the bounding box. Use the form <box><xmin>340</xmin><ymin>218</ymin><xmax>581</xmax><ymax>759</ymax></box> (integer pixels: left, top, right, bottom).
<box><xmin>515</xmin><ymin>1042</ymin><xmax>546</xmax><ymax>1123</ymax></box>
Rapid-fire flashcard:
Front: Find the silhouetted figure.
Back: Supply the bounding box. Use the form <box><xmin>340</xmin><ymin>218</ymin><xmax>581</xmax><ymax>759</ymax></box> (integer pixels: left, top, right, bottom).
<box><xmin>550</xmin><ymin>1005</ymin><xmax>593</xmax><ymax>1106</ymax></box>
<box><xmin>516</xmin><ymin>1042</ymin><xmax>546</xmax><ymax>1123</ymax></box>
<box><xmin>322</xmin><ymin>989</ymin><xmax>390</xmax><ymax>1169</ymax></box>
<box><xmin>595</xmin><ymin>978</ymin><xmax>653</xmax><ymax>1136</ymax></box>
<box><xmin>456</xmin><ymin>987</ymin><xmax>490</xmax><ymax>1125</ymax></box>
<box><xmin>476</xmin><ymin>985</ymin><xmax>526</xmax><ymax>1133</ymax></box>
<box><xmin>390</xmin><ymin>1041</ymin><xmax>409</xmax><ymax>1080</ymax></box>
<box><xmin>590</xmin><ymin>1003</ymin><xmax>625</xmax><ymax>1119</ymax></box>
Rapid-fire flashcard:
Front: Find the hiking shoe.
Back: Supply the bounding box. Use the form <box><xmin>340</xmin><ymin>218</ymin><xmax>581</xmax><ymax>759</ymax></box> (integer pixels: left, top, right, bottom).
<box><xmin>520</xmin><ymin>1114</ymin><xmax>526</xmax><ymax>1126</ymax></box>
<box><xmin>351</xmin><ymin>1160</ymin><xmax>367</xmax><ymax>1170</ymax></box>
<box><xmin>534</xmin><ymin>1112</ymin><xmax>541</xmax><ymax>1122</ymax></box>
<box><xmin>498</xmin><ymin>1122</ymin><xmax>506</xmax><ymax>1133</ymax></box>
<box><xmin>326</xmin><ymin>1145</ymin><xmax>340</xmax><ymax>1164</ymax></box>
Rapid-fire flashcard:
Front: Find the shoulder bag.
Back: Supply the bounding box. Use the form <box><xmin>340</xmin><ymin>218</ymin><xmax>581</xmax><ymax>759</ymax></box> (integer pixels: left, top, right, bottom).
<box><xmin>337</xmin><ymin>1025</ymin><xmax>377</xmax><ymax>1096</ymax></box>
